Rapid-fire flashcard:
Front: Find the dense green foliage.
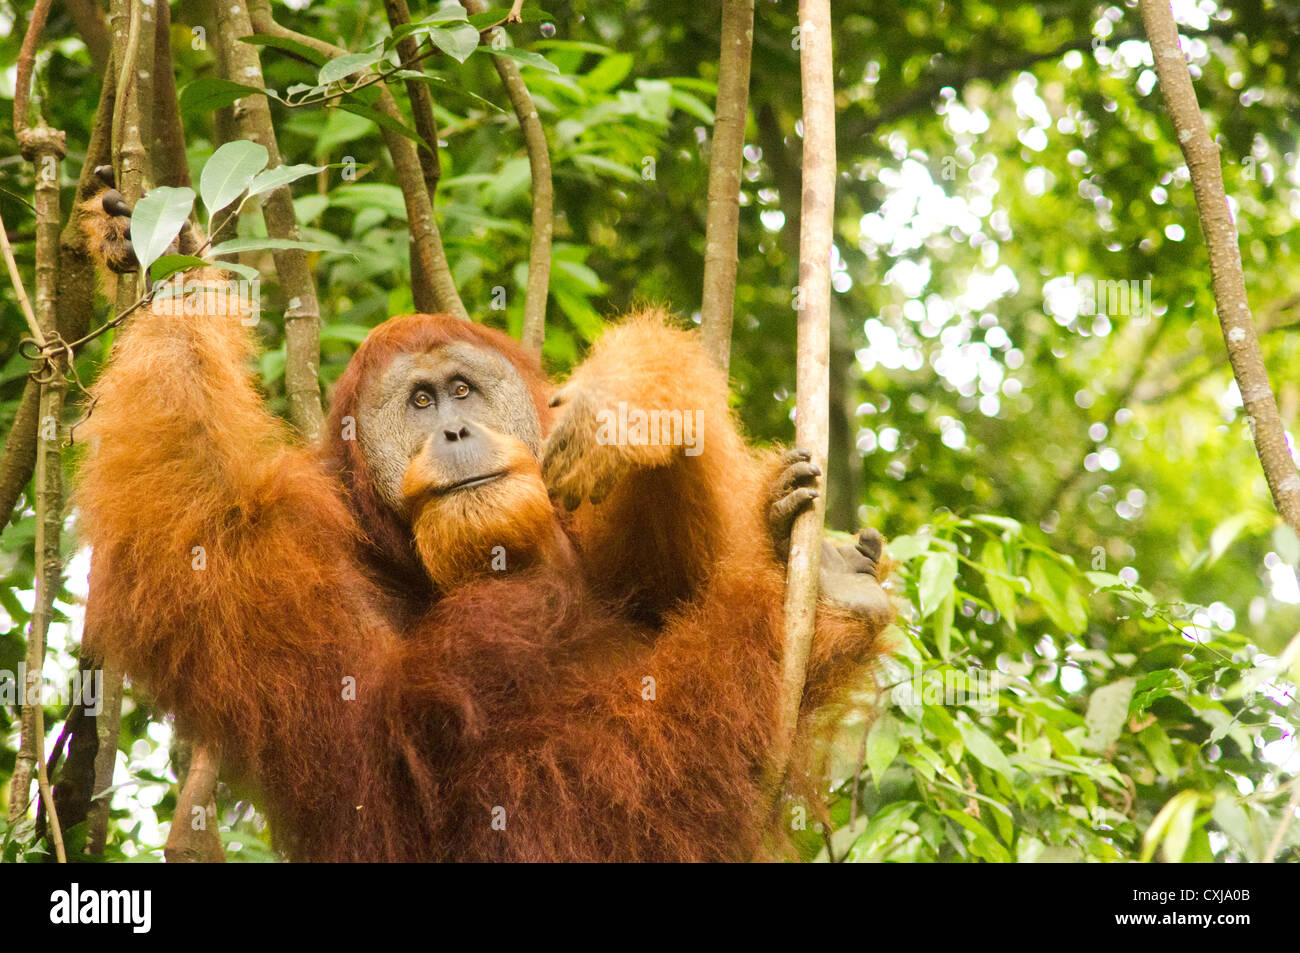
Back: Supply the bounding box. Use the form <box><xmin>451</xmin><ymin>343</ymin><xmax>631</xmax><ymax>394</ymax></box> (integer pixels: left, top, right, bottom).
<box><xmin>1</xmin><ymin>0</ymin><xmax>1298</xmax><ymax>862</ymax></box>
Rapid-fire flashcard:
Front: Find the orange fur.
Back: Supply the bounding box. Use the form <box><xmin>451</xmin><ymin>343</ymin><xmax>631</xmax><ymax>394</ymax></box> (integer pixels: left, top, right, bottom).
<box><xmin>403</xmin><ymin>431</ymin><xmax>564</xmax><ymax>590</ymax></box>
<box><xmin>77</xmin><ymin>272</ymin><xmax>892</xmax><ymax>860</ymax></box>
<box><xmin>79</xmin><ymin>192</ymin><xmax>136</xmax><ymax>275</ymax></box>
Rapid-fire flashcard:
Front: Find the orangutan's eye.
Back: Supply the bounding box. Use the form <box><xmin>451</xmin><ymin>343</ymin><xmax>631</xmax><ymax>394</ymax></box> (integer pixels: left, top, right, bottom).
<box><xmin>411</xmin><ymin>389</ymin><xmax>433</xmax><ymax>409</ymax></box>
<box><xmin>452</xmin><ymin>381</ymin><xmax>471</xmax><ymax>399</ymax></box>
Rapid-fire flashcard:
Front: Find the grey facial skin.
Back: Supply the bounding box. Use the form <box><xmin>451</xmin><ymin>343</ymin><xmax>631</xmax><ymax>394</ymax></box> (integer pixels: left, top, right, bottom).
<box><xmin>357</xmin><ymin>341</ymin><xmax>543</xmax><ymax>515</ymax></box>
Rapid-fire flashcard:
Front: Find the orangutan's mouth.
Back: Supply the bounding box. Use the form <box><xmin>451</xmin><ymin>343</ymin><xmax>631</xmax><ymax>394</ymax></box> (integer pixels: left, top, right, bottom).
<box><xmin>435</xmin><ymin>470</ymin><xmax>508</xmax><ymax>495</ymax></box>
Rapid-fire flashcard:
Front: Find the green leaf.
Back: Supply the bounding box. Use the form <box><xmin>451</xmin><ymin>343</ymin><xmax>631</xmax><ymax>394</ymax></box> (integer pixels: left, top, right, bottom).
<box><xmin>635</xmin><ymin>79</ymin><xmax>672</xmax><ymax>123</ymax></box>
<box><xmin>260</xmin><ymin>345</ymin><xmax>286</xmax><ymax>385</ymax></box>
<box><xmin>129</xmin><ymin>187</ymin><xmax>196</xmax><ymax>274</ymax></box>
<box><xmin>319</xmin><ymin>324</ymin><xmax>375</xmax><ymax>345</ymax></box>
<box><xmin>425</xmin><ymin>1</ymin><xmax>469</xmax><ymax>22</ymax></box>
<box><xmin>331</xmin><ymin>183</ymin><xmax>409</xmax><ymax>219</ymax></box>
<box><xmin>1139</xmin><ymin>724</ymin><xmax>1180</xmax><ymax>779</ymax></box>
<box><xmin>1281</xmin><ymin>630</ymin><xmax>1300</xmax><ymax>685</ymax></box>
<box><xmin>319</xmin><ymin>51</ymin><xmax>384</xmax><ymax>86</ymax></box>
<box><xmin>467</xmin><ymin>6</ymin><xmax>556</xmax><ymax>28</ymax></box>
<box><xmin>199</xmin><ymin>141</ymin><xmax>269</xmax><ymax>218</ymax></box>
<box><xmin>918</xmin><ymin>551</ymin><xmax>958</xmax><ymax>619</ymax></box>
<box><xmin>489</xmin><ymin>46</ymin><xmax>560</xmax><ymax>73</ymax></box>
<box><xmin>667</xmin><ymin>87</ymin><xmax>714</xmax><ymax>123</ymax></box>
<box><xmin>151</xmin><ymin>261</ymin><xmax>260</xmax><ymax>298</ymax></box>
<box><xmin>933</xmin><ymin>589</ymin><xmax>954</xmax><ymax>658</ymax></box>
<box><xmin>1026</xmin><ymin>556</ymin><xmax>1087</xmax><ymax>634</ymax></box>
<box><xmin>1206</xmin><ymin>512</ymin><xmax>1251</xmax><ymax>567</ymax></box>
<box><xmin>571</xmin><ymin>154</ymin><xmax>643</xmax><ymax>182</ymax></box>
<box><xmin>958</xmin><ymin>722</ymin><xmax>1013</xmax><ymax>780</ymax></box>
<box><xmin>883</xmin><ymin>534</ymin><xmax>928</xmax><ymax>562</ymax></box>
<box><xmin>865</xmin><ymin>712</ymin><xmax>900</xmax><ymax>788</ymax></box>
<box><xmin>337</xmin><ymin>102</ymin><xmax>429</xmax><ymax>150</ymax></box>
<box><xmin>209</xmin><ymin>237</ymin><xmax>341</xmax><ymax>257</ymax></box>
<box><xmin>980</xmin><ymin>539</ymin><xmax>1019</xmax><ymax>627</ymax></box>
<box><xmin>426</xmin><ymin>23</ymin><xmax>481</xmax><ymax>62</ymax></box>
<box><xmin>553</xmin><ymin>289</ymin><xmax>604</xmax><ymax>342</ymax></box>
<box><xmin>394</xmin><ymin>71</ymin><xmax>507</xmax><ymax>113</ymax></box>
<box><xmin>1211</xmin><ymin>796</ymin><xmax>1257</xmax><ymax>860</ymax></box>
<box><xmin>922</xmin><ymin>704</ymin><xmax>964</xmax><ymax>762</ymax></box>
<box><xmin>247</xmin><ymin>163</ymin><xmax>326</xmax><ymax>200</ymax></box>
<box><xmin>218</xmin><ymin>261</ymin><xmax>261</xmax><ymax>282</ymax></box>
<box><xmin>148</xmin><ymin>254</ymin><xmax>209</xmax><ymax>282</ymax></box>
<box><xmin>1143</xmin><ymin>790</ymin><xmax>1199</xmax><ymax>863</ymax></box>
<box><xmin>847</xmin><ymin>802</ymin><xmax>917</xmax><ymax>861</ymax></box>
<box><xmin>293</xmin><ymin>194</ymin><xmax>329</xmax><ymax>224</ymax></box>
<box><xmin>552</xmin><ymin>258</ymin><xmax>606</xmax><ymax>295</ymax></box>
<box><xmin>179</xmin><ymin>78</ymin><xmax>263</xmax><ymax>117</ymax></box>
<box><xmin>970</xmin><ymin>514</ymin><xmax>1023</xmax><ymax>536</ymax></box>
<box><xmin>582</xmin><ymin>52</ymin><xmax>633</xmax><ymax>91</ymax></box>
<box><xmin>240</xmin><ymin>33</ymin><xmax>329</xmax><ymax>67</ymax></box>
<box><xmin>1083</xmin><ymin>677</ymin><xmax>1135</xmax><ymax>752</ymax></box>
<box><xmin>1184</xmin><ymin>827</ymin><xmax>1214</xmax><ymax>863</ymax></box>
<box><xmin>1272</xmin><ymin>524</ymin><xmax>1300</xmax><ymax>566</ymax></box>
<box><xmin>941</xmin><ymin>809</ymin><xmax>1011</xmax><ymax>863</ymax></box>
<box><xmin>308</xmin><ymin>109</ymin><xmax>377</xmax><ymax>157</ymax></box>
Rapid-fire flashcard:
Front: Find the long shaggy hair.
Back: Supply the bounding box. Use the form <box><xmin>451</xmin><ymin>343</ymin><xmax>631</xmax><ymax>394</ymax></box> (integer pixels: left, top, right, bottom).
<box><xmin>77</xmin><ymin>285</ymin><xmax>891</xmax><ymax>861</ymax></box>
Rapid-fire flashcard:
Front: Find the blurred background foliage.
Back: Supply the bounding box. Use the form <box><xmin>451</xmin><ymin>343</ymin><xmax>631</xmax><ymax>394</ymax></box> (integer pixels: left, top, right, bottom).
<box><xmin>0</xmin><ymin>0</ymin><xmax>1298</xmax><ymax>862</ymax></box>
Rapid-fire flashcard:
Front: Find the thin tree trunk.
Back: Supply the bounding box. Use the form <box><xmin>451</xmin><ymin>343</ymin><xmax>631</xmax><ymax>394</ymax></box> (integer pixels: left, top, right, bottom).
<box><xmin>212</xmin><ymin>0</ymin><xmax>325</xmax><ymax>438</ymax></box>
<box><xmin>489</xmin><ymin>43</ymin><xmax>553</xmax><ymax>355</ymax></box>
<box><xmin>700</xmin><ymin>0</ymin><xmax>754</xmax><ymax>373</ymax></box>
<box><xmin>21</xmin><ymin>360</ymin><xmax>67</xmax><ymax>863</ymax></box>
<box><xmin>46</xmin><ymin>66</ymin><xmax>117</xmax><ymax>846</ymax></box>
<box><xmin>151</xmin><ymin>0</ymin><xmax>191</xmax><ymax>191</ymax></box>
<box><xmin>380</xmin><ymin>0</ymin><xmax>446</xmax><ymax>319</ymax></box>
<box><xmin>86</xmin><ymin>657</ymin><xmax>122</xmax><ymax>854</ymax></box>
<box><xmin>55</xmin><ymin>57</ymin><xmax>116</xmax><ymax>350</ymax></box>
<box><xmin>763</xmin><ymin>0</ymin><xmax>836</xmax><ymax>810</ymax></box>
<box><xmin>0</xmin><ymin>379</ymin><xmax>39</xmax><ymax>525</ymax></box>
<box><xmin>383</xmin><ymin>0</ymin><xmax>443</xmax><ymax>199</ymax></box>
<box><xmin>755</xmin><ymin>99</ymin><xmax>859</xmax><ymax>530</ymax></box>
<box><xmin>164</xmin><ymin>743</ymin><xmax>226</xmax><ymax>863</ymax></box>
<box><xmin>464</xmin><ymin>0</ymin><xmax>554</xmax><ymax>355</ymax></box>
<box><xmin>7</xmin><ymin>38</ymin><xmax>70</xmax><ymax>854</ymax></box>
<box><xmin>65</xmin><ymin>0</ymin><xmax>111</xmax><ymax>74</ymax></box>
<box><xmin>1139</xmin><ymin>0</ymin><xmax>1300</xmax><ymax>531</ymax></box>
<box><xmin>247</xmin><ymin>0</ymin><xmax>467</xmax><ymax>319</ymax></box>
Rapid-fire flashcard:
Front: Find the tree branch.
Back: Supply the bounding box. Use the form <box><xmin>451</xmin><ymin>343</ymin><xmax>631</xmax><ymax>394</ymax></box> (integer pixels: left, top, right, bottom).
<box><xmin>762</xmin><ymin>0</ymin><xmax>835</xmax><ymax>821</ymax></box>
<box><xmin>56</xmin><ymin>61</ymin><xmax>115</xmax><ymax>351</ymax></box>
<box><xmin>164</xmin><ymin>742</ymin><xmax>226</xmax><ymax>863</ymax></box>
<box><xmin>383</xmin><ymin>0</ymin><xmax>442</xmax><ymax>198</ymax></box>
<box><xmin>755</xmin><ymin>100</ymin><xmax>860</xmax><ymax>531</ymax></box>
<box><xmin>7</xmin><ymin>11</ymin><xmax>69</xmax><ymax>854</ymax></box>
<box><xmin>0</xmin><ymin>380</ymin><xmax>40</xmax><ymax>525</ymax></box>
<box><xmin>380</xmin><ymin>0</ymin><xmax>445</xmax><ymax>316</ymax></box>
<box><xmin>700</xmin><ymin>0</ymin><xmax>754</xmax><ymax>373</ymax></box>
<box><xmin>151</xmin><ymin>0</ymin><xmax>191</xmax><ymax>191</ymax></box>
<box><xmin>13</xmin><ymin>0</ymin><xmax>55</xmax><ymax>141</ymax></box>
<box><xmin>86</xmin><ymin>656</ymin><xmax>122</xmax><ymax>855</ymax></box>
<box><xmin>0</xmin><ymin>208</ymin><xmax>41</xmax><ymax>343</ymax></box>
<box><xmin>463</xmin><ymin>0</ymin><xmax>553</xmax><ymax>353</ymax></box>
<box><xmin>247</xmin><ymin>0</ymin><xmax>468</xmax><ymax>319</ymax></box>
<box><xmin>64</xmin><ymin>0</ymin><xmax>111</xmax><ymax>74</ymax></box>
<box><xmin>1139</xmin><ymin>0</ymin><xmax>1300</xmax><ymax>531</ymax></box>
<box><xmin>213</xmin><ymin>1</ymin><xmax>325</xmax><ymax>438</ymax></box>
